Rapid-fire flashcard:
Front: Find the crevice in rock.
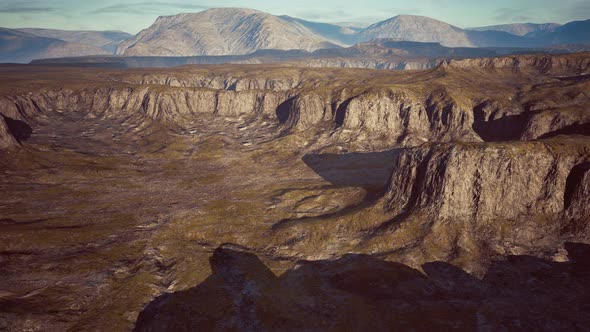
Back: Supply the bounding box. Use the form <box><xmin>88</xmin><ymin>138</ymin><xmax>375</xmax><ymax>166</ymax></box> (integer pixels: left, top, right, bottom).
<box><xmin>564</xmin><ymin>162</ymin><xmax>590</xmax><ymax>211</ymax></box>
<box><xmin>275</xmin><ymin>96</ymin><xmax>298</xmax><ymax>125</ymax></box>
<box><xmin>334</xmin><ymin>97</ymin><xmax>355</xmax><ymax>128</ymax></box>
<box><xmin>472</xmin><ymin>114</ymin><xmax>529</xmax><ymax>142</ymax></box>
<box><xmin>2</xmin><ymin>116</ymin><xmax>32</xmax><ymax>142</ymax></box>
<box><xmin>539</xmin><ymin>123</ymin><xmax>590</xmax><ymax>139</ymax></box>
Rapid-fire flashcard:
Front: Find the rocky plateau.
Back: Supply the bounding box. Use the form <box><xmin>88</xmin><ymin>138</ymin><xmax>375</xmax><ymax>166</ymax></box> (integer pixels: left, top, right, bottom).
<box><xmin>0</xmin><ymin>52</ymin><xmax>589</xmax><ymax>331</ymax></box>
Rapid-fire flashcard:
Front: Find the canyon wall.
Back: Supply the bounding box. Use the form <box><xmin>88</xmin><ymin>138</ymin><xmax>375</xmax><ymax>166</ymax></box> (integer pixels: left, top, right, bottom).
<box><xmin>385</xmin><ymin>141</ymin><xmax>590</xmax><ymax>225</ymax></box>
<box><xmin>1</xmin><ymin>77</ymin><xmax>586</xmax><ymax>148</ymax></box>
<box><xmin>0</xmin><ymin>60</ymin><xmax>588</xmax><ymax>253</ymax></box>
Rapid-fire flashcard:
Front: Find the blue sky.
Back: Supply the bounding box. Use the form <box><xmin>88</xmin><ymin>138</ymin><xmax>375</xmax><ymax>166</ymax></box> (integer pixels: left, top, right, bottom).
<box><xmin>2</xmin><ymin>0</ymin><xmax>589</xmax><ymax>34</ymax></box>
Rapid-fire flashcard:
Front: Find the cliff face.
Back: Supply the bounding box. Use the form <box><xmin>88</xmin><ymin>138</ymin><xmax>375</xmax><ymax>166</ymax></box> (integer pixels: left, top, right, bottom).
<box><xmin>0</xmin><ymin>87</ymin><xmax>292</xmax><ymax>127</ymax></box>
<box><xmin>385</xmin><ymin>138</ymin><xmax>590</xmax><ymax>252</ymax></box>
<box><xmin>135</xmin><ymin>74</ymin><xmax>303</xmax><ymax>91</ymax></box>
<box><xmin>333</xmin><ymin>89</ymin><xmax>481</xmax><ymax>145</ymax></box>
<box><xmin>444</xmin><ymin>53</ymin><xmax>590</xmax><ymax>75</ymax></box>
<box><xmin>1</xmin><ymin>60</ymin><xmax>588</xmax><ymax>150</ymax></box>
<box><xmin>385</xmin><ymin>141</ymin><xmax>590</xmax><ymax>226</ymax></box>
<box><xmin>0</xmin><ymin>85</ymin><xmax>499</xmax><ymax>149</ymax></box>
<box><xmin>297</xmin><ymin>58</ymin><xmax>438</xmax><ymax>70</ymax></box>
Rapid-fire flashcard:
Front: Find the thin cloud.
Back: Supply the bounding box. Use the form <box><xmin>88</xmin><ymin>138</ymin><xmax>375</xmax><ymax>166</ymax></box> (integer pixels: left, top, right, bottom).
<box><xmin>290</xmin><ymin>9</ymin><xmax>351</xmax><ymax>21</ymax></box>
<box><xmin>0</xmin><ymin>1</ymin><xmax>58</xmax><ymax>13</ymax></box>
<box><xmin>493</xmin><ymin>8</ymin><xmax>533</xmax><ymax>23</ymax></box>
<box><xmin>290</xmin><ymin>8</ymin><xmax>391</xmax><ymax>26</ymax></box>
<box><xmin>90</xmin><ymin>2</ymin><xmax>210</xmax><ymax>15</ymax></box>
<box><xmin>561</xmin><ymin>0</ymin><xmax>590</xmax><ymax>21</ymax></box>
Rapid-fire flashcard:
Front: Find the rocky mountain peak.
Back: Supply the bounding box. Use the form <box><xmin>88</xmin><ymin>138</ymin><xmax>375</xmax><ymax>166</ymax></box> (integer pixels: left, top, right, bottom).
<box><xmin>116</xmin><ymin>8</ymin><xmax>332</xmax><ymax>56</ymax></box>
<box><xmin>359</xmin><ymin>14</ymin><xmax>473</xmax><ymax>47</ymax></box>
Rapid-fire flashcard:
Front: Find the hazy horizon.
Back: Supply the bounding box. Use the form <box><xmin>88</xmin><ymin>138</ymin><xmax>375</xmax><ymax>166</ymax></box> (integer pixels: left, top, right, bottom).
<box><xmin>1</xmin><ymin>0</ymin><xmax>589</xmax><ymax>34</ymax></box>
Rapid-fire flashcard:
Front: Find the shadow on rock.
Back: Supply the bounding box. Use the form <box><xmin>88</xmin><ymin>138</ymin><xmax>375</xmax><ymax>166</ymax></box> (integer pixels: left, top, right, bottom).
<box><xmin>302</xmin><ymin>150</ymin><xmax>401</xmax><ymax>189</ymax></box>
<box><xmin>3</xmin><ymin>116</ymin><xmax>32</xmax><ymax>142</ymax></box>
<box><xmin>134</xmin><ymin>243</ymin><xmax>590</xmax><ymax>332</ymax></box>
<box><xmin>472</xmin><ymin>114</ymin><xmax>528</xmax><ymax>142</ymax></box>
<box><xmin>539</xmin><ymin>122</ymin><xmax>590</xmax><ymax>139</ymax></box>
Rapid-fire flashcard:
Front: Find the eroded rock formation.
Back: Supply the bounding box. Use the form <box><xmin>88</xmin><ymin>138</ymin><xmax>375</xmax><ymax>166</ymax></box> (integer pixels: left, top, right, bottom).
<box><xmin>384</xmin><ymin>140</ymin><xmax>590</xmax><ymax>247</ymax></box>
<box><xmin>0</xmin><ymin>54</ymin><xmax>589</xmax><ymax>330</ymax></box>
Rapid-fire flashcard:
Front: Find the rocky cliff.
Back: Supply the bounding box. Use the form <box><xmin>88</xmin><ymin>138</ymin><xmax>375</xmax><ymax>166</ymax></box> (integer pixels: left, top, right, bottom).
<box><xmin>0</xmin><ymin>87</ymin><xmax>291</xmax><ymax>130</ymax></box>
<box><xmin>2</xmin><ymin>54</ymin><xmax>589</xmax><ymax>149</ymax></box>
<box><xmin>0</xmin><ymin>82</ymin><xmax>522</xmax><ymax>148</ymax></box>
<box><xmin>444</xmin><ymin>52</ymin><xmax>590</xmax><ymax>75</ymax></box>
<box><xmin>384</xmin><ymin>140</ymin><xmax>590</xmax><ymax>248</ymax></box>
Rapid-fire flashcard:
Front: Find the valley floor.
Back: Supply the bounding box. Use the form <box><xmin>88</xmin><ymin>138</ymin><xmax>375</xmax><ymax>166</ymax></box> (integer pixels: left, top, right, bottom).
<box><xmin>0</xmin><ymin>109</ymin><xmax>399</xmax><ymax>330</ymax></box>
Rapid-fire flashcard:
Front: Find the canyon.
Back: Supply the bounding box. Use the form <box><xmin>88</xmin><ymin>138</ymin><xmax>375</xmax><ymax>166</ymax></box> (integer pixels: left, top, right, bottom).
<box><xmin>0</xmin><ymin>52</ymin><xmax>589</xmax><ymax>331</ymax></box>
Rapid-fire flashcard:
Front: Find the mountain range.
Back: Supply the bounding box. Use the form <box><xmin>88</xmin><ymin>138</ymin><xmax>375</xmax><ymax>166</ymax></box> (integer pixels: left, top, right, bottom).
<box><xmin>468</xmin><ymin>23</ymin><xmax>561</xmax><ymax>36</ymax></box>
<box><xmin>0</xmin><ymin>28</ymin><xmax>111</xmax><ymax>63</ymax></box>
<box><xmin>2</xmin><ymin>8</ymin><xmax>590</xmax><ymax>63</ymax></box>
<box><xmin>17</xmin><ymin>29</ymin><xmax>132</xmax><ymax>53</ymax></box>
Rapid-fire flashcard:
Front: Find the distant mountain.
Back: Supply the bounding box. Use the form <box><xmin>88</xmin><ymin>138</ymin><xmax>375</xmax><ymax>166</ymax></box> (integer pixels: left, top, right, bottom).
<box><xmin>358</xmin><ymin>15</ymin><xmax>532</xmax><ymax>48</ymax></box>
<box><xmin>6</xmin><ymin>8</ymin><xmax>590</xmax><ymax>60</ymax></box>
<box><xmin>358</xmin><ymin>15</ymin><xmax>473</xmax><ymax>47</ymax></box>
<box><xmin>352</xmin><ymin>40</ymin><xmax>498</xmax><ymax>57</ymax></box>
<box><xmin>470</xmin><ymin>23</ymin><xmax>560</xmax><ymax>36</ymax></box>
<box><xmin>0</xmin><ymin>28</ymin><xmax>108</xmax><ymax>63</ymax></box>
<box><xmin>278</xmin><ymin>16</ymin><xmax>357</xmax><ymax>45</ymax></box>
<box><xmin>529</xmin><ymin>19</ymin><xmax>590</xmax><ymax>44</ymax></box>
<box><xmin>31</xmin><ymin>40</ymin><xmax>522</xmax><ymax>69</ymax></box>
<box><xmin>17</xmin><ymin>29</ymin><xmax>132</xmax><ymax>53</ymax></box>
<box><xmin>116</xmin><ymin>8</ymin><xmax>341</xmax><ymax>56</ymax></box>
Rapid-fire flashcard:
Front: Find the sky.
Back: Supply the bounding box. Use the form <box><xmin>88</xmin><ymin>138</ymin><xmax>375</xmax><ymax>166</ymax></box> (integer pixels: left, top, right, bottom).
<box><xmin>1</xmin><ymin>0</ymin><xmax>589</xmax><ymax>34</ymax></box>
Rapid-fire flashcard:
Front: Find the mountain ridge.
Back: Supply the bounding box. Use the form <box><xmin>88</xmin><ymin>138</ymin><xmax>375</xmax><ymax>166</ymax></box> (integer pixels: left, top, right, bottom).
<box><xmin>17</xmin><ymin>28</ymin><xmax>132</xmax><ymax>53</ymax></box>
<box><xmin>469</xmin><ymin>23</ymin><xmax>561</xmax><ymax>36</ymax></box>
<box><xmin>358</xmin><ymin>15</ymin><xmax>535</xmax><ymax>48</ymax></box>
<box><xmin>2</xmin><ymin>8</ymin><xmax>590</xmax><ymax>62</ymax></box>
<box><xmin>0</xmin><ymin>27</ymin><xmax>109</xmax><ymax>63</ymax></box>
<box><xmin>117</xmin><ymin>10</ymin><xmax>589</xmax><ymax>57</ymax></box>
<box><xmin>116</xmin><ymin>8</ymin><xmax>342</xmax><ymax>56</ymax></box>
